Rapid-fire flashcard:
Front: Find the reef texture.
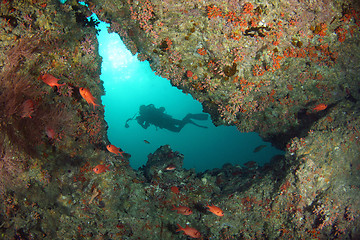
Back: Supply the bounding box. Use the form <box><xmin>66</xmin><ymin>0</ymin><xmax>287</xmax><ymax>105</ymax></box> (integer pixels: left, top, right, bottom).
<box><xmin>91</xmin><ymin>0</ymin><xmax>359</xmax><ymax>144</ymax></box>
<box><xmin>0</xmin><ymin>0</ymin><xmax>359</xmax><ymax>239</ymax></box>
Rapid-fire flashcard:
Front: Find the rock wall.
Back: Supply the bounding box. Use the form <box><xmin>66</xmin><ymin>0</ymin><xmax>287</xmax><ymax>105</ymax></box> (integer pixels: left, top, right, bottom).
<box><xmin>91</xmin><ymin>0</ymin><xmax>359</xmax><ymax>145</ymax></box>
<box><xmin>0</xmin><ymin>0</ymin><xmax>359</xmax><ymax>239</ymax></box>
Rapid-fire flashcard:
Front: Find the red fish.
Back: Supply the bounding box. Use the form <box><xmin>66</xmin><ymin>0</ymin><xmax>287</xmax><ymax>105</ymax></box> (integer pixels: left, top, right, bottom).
<box><xmin>106</xmin><ymin>144</ymin><xmax>124</xmax><ymax>157</ymax></box>
<box><xmin>244</xmin><ymin>161</ymin><xmax>258</xmax><ymax>169</ymax></box>
<box><xmin>39</xmin><ymin>74</ymin><xmax>65</xmax><ymax>88</ymax></box>
<box><xmin>21</xmin><ymin>99</ymin><xmax>35</xmax><ymax>118</ymax></box>
<box><xmin>172</xmin><ymin>205</ymin><xmax>192</xmax><ymax>215</ymax></box>
<box><xmin>176</xmin><ymin>224</ymin><xmax>201</xmax><ymax>239</ymax></box>
<box><xmin>313</xmin><ymin>103</ymin><xmax>327</xmax><ymax>112</ymax></box>
<box><xmin>45</xmin><ymin>126</ymin><xmax>56</xmax><ymax>139</ymax></box>
<box><xmin>93</xmin><ymin>164</ymin><xmax>110</xmax><ymax>174</ymax></box>
<box><xmin>170</xmin><ymin>186</ymin><xmax>180</xmax><ymax>194</ymax></box>
<box><xmin>165</xmin><ymin>164</ymin><xmax>176</xmax><ymax>171</ymax></box>
<box><xmin>79</xmin><ymin>87</ymin><xmax>99</xmax><ymax>110</ymax></box>
<box><xmin>207</xmin><ymin>204</ymin><xmax>224</xmax><ymax>217</ymax></box>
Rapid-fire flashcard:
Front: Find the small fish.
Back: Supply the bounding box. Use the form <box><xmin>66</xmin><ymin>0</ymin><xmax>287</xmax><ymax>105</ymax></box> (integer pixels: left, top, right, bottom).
<box><xmin>313</xmin><ymin>103</ymin><xmax>327</xmax><ymax>112</ymax></box>
<box><xmin>144</xmin><ymin>140</ymin><xmax>150</xmax><ymax>144</ymax></box>
<box><xmin>244</xmin><ymin>161</ymin><xmax>258</xmax><ymax>169</ymax></box>
<box><xmin>93</xmin><ymin>164</ymin><xmax>110</xmax><ymax>174</ymax></box>
<box><xmin>231</xmin><ymin>169</ymin><xmax>243</xmax><ymax>176</ymax></box>
<box><xmin>172</xmin><ymin>205</ymin><xmax>192</xmax><ymax>215</ymax></box>
<box><xmin>45</xmin><ymin>126</ymin><xmax>56</xmax><ymax>139</ymax></box>
<box><xmin>170</xmin><ymin>186</ymin><xmax>180</xmax><ymax>194</ymax></box>
<box><xmin>165</xmin><ymin>164</ymin><xmax>176</xmax><ymax>171</ymax></box>
<box><xmin>21</xmin><ymin>99</ymin><xmax>35</xmax><ymax>118</ymax></box>
<box><xmin>176</xmin><ymin>224</ymin><xmax>201</xmax><ymax>239</ymax></box>
<box><xmin>39</xmin><ymin>73</ymin><xmax>65</xmax><ymax>88</ymax></box>
<box><xmin>106</xmin><ymin>144</ymin><xmax>124</xmax><ymax>157</ymax></box>
<box><xmin>207</xmin><ymin>204</ymin><xmax>224</xmax><ymax>217</ymax></box>
<box><xmin>253</xmin><ymin>145</ymin><xmax>267</xmax><ymax>153</ymax></box>
<box><xmin>79</xmin><ymin>87</ymin><xmax>99</xmax><ymax>110</ymax></box>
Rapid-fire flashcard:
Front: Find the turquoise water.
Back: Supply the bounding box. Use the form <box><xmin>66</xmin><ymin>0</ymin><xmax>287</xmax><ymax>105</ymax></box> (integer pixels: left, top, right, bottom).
<box><xmin>95</xmin><ymin>19</ymin><xmax>284</xmax><ymax>172</ymax></box>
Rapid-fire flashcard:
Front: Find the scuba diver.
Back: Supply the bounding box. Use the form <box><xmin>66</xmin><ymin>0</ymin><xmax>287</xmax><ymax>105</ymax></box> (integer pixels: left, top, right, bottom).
<box><xmin>125</xmin><ymin>104</ymin><xmax>208</xmax><ymax>132</ymax></box>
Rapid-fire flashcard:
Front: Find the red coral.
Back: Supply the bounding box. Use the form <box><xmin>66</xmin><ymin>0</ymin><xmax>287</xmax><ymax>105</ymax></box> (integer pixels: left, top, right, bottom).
<box><xmin>242</xmin><ymin>3</ymin><xmax>254</xmax><ymax>15</ymax></box>
<box><xmin>313</xmin><ymin>23</ymin><xmax>327</xmax><ymax>37</ymax></box>
<box><xmin>207</xmin><ymin>5</ymin><xmax>223</xmax><ymax>19</ymax></box>
<box><xmin>197</xmin><ymin>48</ymin><xmax>207</xmax><ymax>56</ymax></box>
<box><xmin>252</xmin><ymin>64</ymin><xmax>265</xmax><ymax>76</ymax></box>
<box><xmin>186</xmin><ymin>70</ymin><xmax>193</xmax><ymax>78</ymax></box>
<box><xmin>335</xmin><ymin>26</ymin><xmax>348</xmax><ymax>43</ymax></box>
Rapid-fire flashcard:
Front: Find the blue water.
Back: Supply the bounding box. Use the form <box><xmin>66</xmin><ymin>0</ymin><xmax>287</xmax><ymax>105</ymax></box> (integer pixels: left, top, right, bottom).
<box><xmin>95</xmin><ymin>19</ymin><xmax>284</xmax><ymax>172</ymax></box>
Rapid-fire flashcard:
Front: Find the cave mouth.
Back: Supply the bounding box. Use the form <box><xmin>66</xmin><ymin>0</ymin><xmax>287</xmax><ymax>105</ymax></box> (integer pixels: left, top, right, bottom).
<box><xmin>94</xmin><ymin>17</ymin><xmax>284</xmax><ymax>172</ymax></box>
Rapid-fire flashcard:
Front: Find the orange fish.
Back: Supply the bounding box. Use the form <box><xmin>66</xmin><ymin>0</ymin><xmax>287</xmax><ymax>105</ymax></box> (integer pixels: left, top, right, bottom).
<box><xmin>93</xmin><ymin>164</ymin><xmax>110</xmax><ymax>174</ymax></box>
<box><xmin>312</xmin><ymin>103</ymin><xmax>327</xmax><ymax>112</ymax></box>
<box><xmin>144</xmin><ymin>140</ymin><xmax>150</xmax><ymax>144</ymax></box>
<box><xmin>172</xmin><ymin>205</ymin><xmax>192</xmax><ymax>215</ymax></box>
<box><xmin>165</xmin><ymin>164</ymin><xmax>176</xmax><ymax>171</ymax></box>
<box><xmin>79</xmin><ymin>87</ymin><xmax>99</xmax><ymax>110</ymax></box>
<box><xmin>21</xmin><ymin>99</ymin><xmax>35</xmax><ymax>118</ymax></box>
<box><xmin>39</xmin><ymin>74</ymin><xmax>65</xmax><ymax>88</ymax></box>
<box><xmin>207</xmin><ymin>204</ymin><xmax>224</xmax><ymax>217</ymax></box>
<box><xmin>106</xmin><ymin>144</ymin><xmax>124</xmax><ymax>157</ymax></box>
<box><xmin>176</xmin><ymin>224</ymin><xmax>201</xmax><ymax>239</ymax></box>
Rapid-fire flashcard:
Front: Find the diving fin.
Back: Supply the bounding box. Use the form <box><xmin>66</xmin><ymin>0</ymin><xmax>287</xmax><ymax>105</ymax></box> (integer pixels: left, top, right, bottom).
<box><xmin>188</xmin><ymin>120</ymin><xmax>208</xmax><ymax>129</ymax></box>
<box><xmin>188</xmin><ymin>113</ymin><xmax>209</xmax><ymax>120</ymax></box>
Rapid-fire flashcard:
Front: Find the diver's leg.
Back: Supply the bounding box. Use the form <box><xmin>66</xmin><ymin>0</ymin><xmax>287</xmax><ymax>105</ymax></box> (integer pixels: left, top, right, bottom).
<box><xmin>181</xmin><ymin>115</ymin><xmax>208</xmax><ymax>129</ymax></box>
<box><xmin>186</xmin><ymin>113</ymin><xmax>209</xmax><ymax>120</ymax></box>
<box><xmin>161</xmin><ymin>119</ymin><xmax>182</xmax><ymax>132</ymax></box>
<box><xmin>166</xmin><ymin>125</ymin><xmax>182</xmax><ymax>132</ymax></box>
<box><xmin>182</xmin><ymin>114</ymin><xmax>192</xmax><ymax>122</ymax></box>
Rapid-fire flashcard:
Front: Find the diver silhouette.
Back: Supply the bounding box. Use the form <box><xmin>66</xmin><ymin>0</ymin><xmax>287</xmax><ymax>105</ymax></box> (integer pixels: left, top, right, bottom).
<box><xmin>125</xmin><ymin>104</ymin><xmax>208</xmax><ymax>132</ymax></box>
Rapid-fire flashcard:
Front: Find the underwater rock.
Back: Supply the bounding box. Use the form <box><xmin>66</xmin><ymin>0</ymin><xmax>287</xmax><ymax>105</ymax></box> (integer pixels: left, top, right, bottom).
<box><xmin>143</xmin><ymin>145</ymin><xmax>184</xmax><ymax>181</ymax></box>
<box><xmin>1</xmin><ymin>0</ymin><xmax>359</xmax><ymax>239</ymax></box>
<box><xmin>93</xmin><ymin>0</ymin><xmax>360</xmax><ymax>148</ymax></box>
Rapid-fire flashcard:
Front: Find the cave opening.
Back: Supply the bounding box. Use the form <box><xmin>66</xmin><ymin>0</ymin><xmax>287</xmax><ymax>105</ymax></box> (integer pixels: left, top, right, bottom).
<box><xmin>93</xmin><ymin>17</ymin><xmax>284</xmax><ymax>172</ymax></box>
<box><xmin>1</xmin><ymin>1</ymin><xmax>358</xmax><ymax>239</ymax></box>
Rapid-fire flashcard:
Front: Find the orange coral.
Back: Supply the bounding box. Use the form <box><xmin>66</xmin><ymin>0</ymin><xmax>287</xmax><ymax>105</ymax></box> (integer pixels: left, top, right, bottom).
<box><xmin>207</xmin><ymin>5</ymin><xmax>222</xmax><ymax>19</ymax></box>
<box><xmin>335</xmin><ymin>27</ymin><xmax>347</xmax><ymax>43</ymax></box>
<box><xmin>313</xmin><ymin>23</ymin><xmax>327</xmax><ymax>37</ymax></box>
<box><xmin>197</xmin><ymin>48</ymin><xmax>207</xmax><ymax>55</ymax></box>
<box><xmin>252</xmin><ymin>64</ymin><xmax>265</xmax><ymax>76</ymax></box>
<box><xmin>242</xmin><ymin>3</ymin><xmax>254</xmax><ymax>15</ymax></box>
<box><xmin>230</xmin><ymin>32</ymin><xmax>241</xmax><ymax>41</ymax></box>
<box><xmin>186</xmin><ymin>70</ymin><xmax>193</xmax><ymax>78</ymax></box>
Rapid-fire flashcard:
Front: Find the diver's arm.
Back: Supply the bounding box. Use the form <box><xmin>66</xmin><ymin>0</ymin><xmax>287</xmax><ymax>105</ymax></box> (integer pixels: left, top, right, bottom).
<box><xmin>139</xmin><ymin>120</ymin><xmax>150</xmax><ymax>129</ymax></box>
<box><xmin>136</xmin><ymin>114</ymin><xmax>152</xmax><ymax>129</ymax></box>
<box><xmin>143</xmin><ymin>122</ymin><xmax>150</xmax><ymax>129</ymax></box>
<box><xmin>137</xmin><ymin>117</ymin><xmax>147</xmax><ymax>129</ymax></box>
